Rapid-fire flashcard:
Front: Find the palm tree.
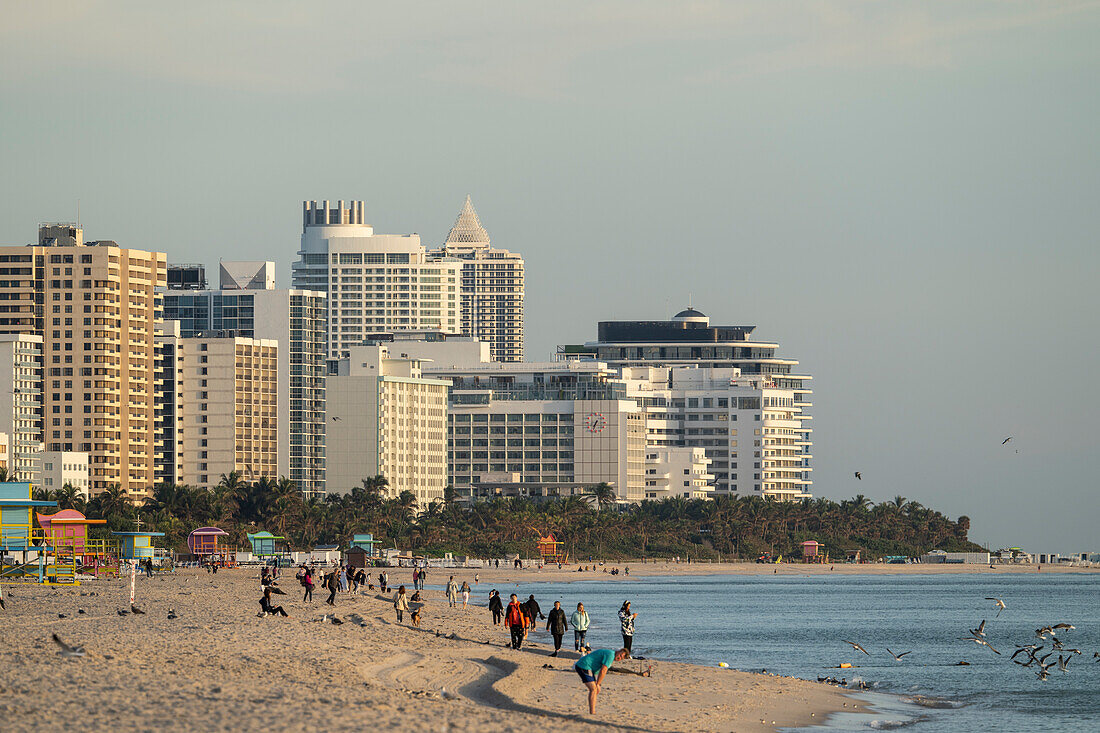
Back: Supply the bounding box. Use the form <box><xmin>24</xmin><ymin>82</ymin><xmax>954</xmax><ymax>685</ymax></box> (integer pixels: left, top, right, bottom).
<box><xmin>53</xmin><ymin>483</ymin><xmax>86</xmax><ymax>512</ymax></box>
<box><xmin>588</xmin><ymin>482</ymin><xmax>616</xmax><ymax>510</ymax></box>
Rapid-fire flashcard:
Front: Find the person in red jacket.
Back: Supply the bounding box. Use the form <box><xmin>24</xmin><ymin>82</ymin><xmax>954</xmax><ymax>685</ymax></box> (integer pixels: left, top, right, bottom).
<box><xmin>504</xmin><ymin>593</ymin><xmax>526</xmax><ymax>649</ymax></box>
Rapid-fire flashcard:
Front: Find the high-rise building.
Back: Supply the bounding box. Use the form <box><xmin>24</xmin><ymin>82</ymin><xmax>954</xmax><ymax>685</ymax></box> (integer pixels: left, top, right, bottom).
<box><xmin>179</xmin><ymin>335</ymin><xmax>278</xmax><ymax>487</ymax></box>
<box><xmin>622</xmin><ymin>366</ymin><xmax>812</xmax><ymax>500</ymax></box>
<box><xmin>325</xmin><ymin>345</ymin><xmax>449</xmax><ymax>506</ymax></box>
<box><xmin>292</xmin><ymin>200</ymin><xmax>462</xmax><ymax>360</ymax></box>
<box><xmin>0</xmin><ymin>334</ymin><xmax>43</xmax><ymax>480</ymax></box>
<box><xmin>0</xmin><ymin>225</ymin><xmax>166</xmax><ymax>499</ymax></box>
<box><xmin>428</xmin><ymin>196</ymin><xmax>524</xmax><ymax>362</ymax></box>
<box><xmin>153</xmin><ymin>321</ymin><xmax>185</xmax><ymax>486</ymax></box>
<box><xmin>560</xmin><ymin>308</ymin><xmax>813</xmax><ymax>500</ymax></box>
<box><xmin>163</xmin><ymin>267</ymin><xmax>327</xmax><ymax>496</ymax></box>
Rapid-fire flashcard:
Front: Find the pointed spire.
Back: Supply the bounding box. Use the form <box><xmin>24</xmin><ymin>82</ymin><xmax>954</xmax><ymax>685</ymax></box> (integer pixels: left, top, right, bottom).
<box><xmin>445</xmin><ymin>195</ymin><xmax>490</xmax><ymax>245</ymax></box>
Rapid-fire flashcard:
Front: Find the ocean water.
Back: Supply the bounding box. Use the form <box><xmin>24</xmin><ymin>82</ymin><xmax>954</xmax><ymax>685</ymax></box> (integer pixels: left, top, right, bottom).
<box><xmin>471</xmin><ymin>571</ymin><xmax>1100</xmax><ymax>732</ymax></box>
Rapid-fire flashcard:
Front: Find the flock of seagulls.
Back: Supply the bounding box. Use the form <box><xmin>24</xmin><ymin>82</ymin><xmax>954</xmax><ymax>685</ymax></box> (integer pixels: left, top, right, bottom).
<box><xmin>840</xmin><ymin>595</ymin><xmax>1094</xmax><ymax>685</ymax></box>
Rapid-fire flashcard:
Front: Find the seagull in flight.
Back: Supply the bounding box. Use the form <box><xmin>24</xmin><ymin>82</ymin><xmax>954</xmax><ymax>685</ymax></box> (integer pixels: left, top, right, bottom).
<box><xmin>853</xmin><ymin>472</ymin><xmax>861</xmax><ymax>480</ymax></box>
<box><xmin>985</xmin><ymin>597</ymin><xmax>1006</xmax><ymax>616</ymax></box>
<box><xmin>886</xmin><ymin>648</ymin><xmax>912</xmax><ymax>661</ymax></box>
<box><xmin>1001</xmin><ymin>437</ymin><xmax>1013</xmax><ymax>445</ymax></box>
<box><xmin>332</xmin><ymin>416</ymin><xmax>341</xmax><ymax>422</ymax></box>
<box><xmin>842</xmin><ymin>640</ymin><xmax>870</xmax><ymax>656</ymax></box>
<box><xmin>1052</xmin><ymin>623</ymin><xmax>1075</xmax><ymax>631</ymax></box>
<box><xmin>963</xmin><ymin>637</ymin><xmax>1000</xmax><ymax>654</ymax></box>
<box><xmin>51</xmin><ymin>633</ymin><xmax>86</xmax><ymax>659</ymax></box>
<box><xmin>969</xmin><ymin>620</ymin><xmax>987</xmax><ymax>638</ymax></box>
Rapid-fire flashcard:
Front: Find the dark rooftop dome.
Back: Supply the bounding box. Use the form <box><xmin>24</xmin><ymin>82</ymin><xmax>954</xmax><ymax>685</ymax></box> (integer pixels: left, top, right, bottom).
<box><xmin>673</xmin><ymin>307</ymin><xmax>706</xmax><ymax>319</ymax></box>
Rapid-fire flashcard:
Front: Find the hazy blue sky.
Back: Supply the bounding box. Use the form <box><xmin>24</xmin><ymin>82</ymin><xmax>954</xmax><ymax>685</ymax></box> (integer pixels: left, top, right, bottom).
<box><xmin>2</xmin><ymin>2</ymin><xmax>1098</xmax><ymax>550</ymax></box>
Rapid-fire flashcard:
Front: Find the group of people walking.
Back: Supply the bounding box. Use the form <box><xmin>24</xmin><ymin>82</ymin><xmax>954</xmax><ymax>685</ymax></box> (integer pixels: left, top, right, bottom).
<box><xmin>488</xmin><ymin>591</ymin><xmax>635</xmax><ymax>659</ymax></box>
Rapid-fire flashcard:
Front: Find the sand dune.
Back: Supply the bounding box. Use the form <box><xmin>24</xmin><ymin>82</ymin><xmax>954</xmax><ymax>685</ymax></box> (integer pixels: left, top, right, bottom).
<box><xmin>0</xmin><ymin>568</ymin><xmax>850</xmax><ymax>732</ymax></box>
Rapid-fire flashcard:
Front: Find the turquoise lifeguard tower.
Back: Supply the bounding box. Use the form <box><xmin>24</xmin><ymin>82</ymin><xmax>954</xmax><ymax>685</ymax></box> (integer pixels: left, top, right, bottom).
<box><xmin>111</xmin><ymin>531</ymin><xmax>165</xmax><ymax>560</ymax></box>
<box><xmin>0</xmin><ymin>481</ymin><xmax>68</xmax><ymax>583</ymax></box>
<box><xmin>350</xmin><ymin>533</ymin><xmax>383</xmax><ymax>556</ymax></box>
<box><xmin>247</xmin><ymin>530</ymin><xmax>286</xmax><ymax>559</ymax></box>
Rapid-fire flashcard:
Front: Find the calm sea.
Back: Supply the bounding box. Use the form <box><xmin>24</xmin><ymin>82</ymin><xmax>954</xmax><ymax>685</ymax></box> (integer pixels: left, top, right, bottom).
<box><xmin>467</xmin><ymin>571</ymin><xmax>1100</xmax><ymax>732</ymax></box>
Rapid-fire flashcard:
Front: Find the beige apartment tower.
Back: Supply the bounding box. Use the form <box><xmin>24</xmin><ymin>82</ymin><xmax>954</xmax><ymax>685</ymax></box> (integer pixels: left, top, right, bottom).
<box><xmin>431</xmin><ymin>196</ymin><xmax>525</xmax><ymax>362</ymax></box>
<box><xmin>325</xmin><ymin>345</ymin><xmax>449</xmax><ymax>506</ymax></box>
<box><xmin>0</xmin><ymin>225</ymin><xmax>166</xmax><ymax>499</ymax></box>
<box><xmin>179</xmin><ymin>336</ymin><xmax>278</xmax><ymax>487</ymax></box>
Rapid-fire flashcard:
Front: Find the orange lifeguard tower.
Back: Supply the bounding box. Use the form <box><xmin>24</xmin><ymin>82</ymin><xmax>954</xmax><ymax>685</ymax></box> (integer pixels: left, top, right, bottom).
<box><xmin>534</xmin><ymin>531</ymin><xmax>567</xmax><ymax>564</ymax></box>
<box><xmin>36</xmin><ymin>509</ymin><xmax>120</xmax><ymax>576</ymax></box>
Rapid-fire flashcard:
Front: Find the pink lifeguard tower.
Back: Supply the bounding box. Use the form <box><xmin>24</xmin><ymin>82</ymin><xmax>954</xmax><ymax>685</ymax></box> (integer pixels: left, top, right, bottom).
<box><xmin>188</xmin><ymin>526</ymin><xmax>232</xmax><ymax>565</ymax></box>
<box><xmin>36</xmin><ymin>509</ymin><xmax>118</xmax><ymax>576</ymax></box>
<box><xmin>801</xmin><ymin>540</ymin><xmax>823</xmax><ymax>563</ymax></box>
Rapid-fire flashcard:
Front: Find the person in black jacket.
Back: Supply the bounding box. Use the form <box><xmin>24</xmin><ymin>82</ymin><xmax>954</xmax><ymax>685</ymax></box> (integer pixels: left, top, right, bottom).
<box><xmin>546</xmin><ymin>600</ymin><xmax>568</xmax><ymax>656</ymax></box>
<box><xmin>522</xmin><ymin>594</ymin><xmax>544</xmax><ymax>630</ymax></box>
<box><xmin>488</xmin><ymin>589</ymin><xmax>504</xmax><ymax>625</ymax></box>
<box><xmin>260</xmin><ymin>587</ymin><xmax>288</xmax><ymax>616</ymax></box>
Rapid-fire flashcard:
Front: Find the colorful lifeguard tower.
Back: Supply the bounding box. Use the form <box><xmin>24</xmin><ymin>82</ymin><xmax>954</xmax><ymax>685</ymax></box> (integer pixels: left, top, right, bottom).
<box><xmin>188</xmin><ymin>526</ymin><xmax>232</xmax><ymax>565</ymax></box>
<box><xmin>247</xmin><ymin>530</ymin><xmax>288</xmax><ymax>561</ymax></box>
<box><xmin>800</xmin><ymin>540</ymin><xmax>823</xmax><ymax>563</ymax></box>
<box><xmin>111</xmin><ymin>531</ymin><xmax>165</xmax><ymax>560</ymax></box>
<box><xmin>350</xmin><ymin>533</ymin><xmax>383</xmax><ymax>556</ymax></box>
<box><xmin>37</xmin><ymin>509</ymin><xmax>120</xmax><ymax>576</ymax></box>
<box><xmin>534</xmin><ymin>531</ymin><xmax>567</xmax><ymax>564</ymax></box>
<box><xmin>0</xmin><ymin>481</ymin><xmax>73</xmax><ymax>584</ymax></box>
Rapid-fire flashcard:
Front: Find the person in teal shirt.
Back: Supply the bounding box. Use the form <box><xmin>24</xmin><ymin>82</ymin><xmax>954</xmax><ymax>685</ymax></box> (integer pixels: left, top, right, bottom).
<box><xmin>574</xmin><ymin>648</ymin><xmax>649</xmax><ymax>714</ymax></box>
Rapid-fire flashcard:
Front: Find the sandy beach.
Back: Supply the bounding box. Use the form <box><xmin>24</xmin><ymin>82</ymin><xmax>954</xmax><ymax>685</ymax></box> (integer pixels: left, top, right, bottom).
<box><xmin>445</xmin><ymin>559</ymin><xmax>1097</xmax><ymax>588</ymax></box>
<box><xmin>0</xmin><ymin>567</ymin><xmax>851</xmax><ymax>733</ymax></box>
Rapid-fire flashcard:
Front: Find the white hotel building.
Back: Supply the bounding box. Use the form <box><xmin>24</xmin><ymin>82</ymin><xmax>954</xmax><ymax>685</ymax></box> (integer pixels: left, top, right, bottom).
<box><xmin>560</xmin><ymin>308</ymin><xmax>813</xmax><ymax>500</ymax></box>
<box><xmin>292</xmin><ymin>200</ymin><xmax>461</xmax><ymax>360</ymax></box>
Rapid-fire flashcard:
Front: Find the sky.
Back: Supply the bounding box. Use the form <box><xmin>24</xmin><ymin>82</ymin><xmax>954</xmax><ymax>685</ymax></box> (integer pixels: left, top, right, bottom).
<box><xmin>1</xmin><ymin>1</ymin><xmax>1098</xmax><ymax>551</ymax></box>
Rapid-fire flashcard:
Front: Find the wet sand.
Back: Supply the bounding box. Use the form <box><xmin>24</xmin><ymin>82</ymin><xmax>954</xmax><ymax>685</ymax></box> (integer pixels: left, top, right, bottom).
<box><xmin>0</xmin><ymin>568</ymin><xmax>849</xmax><ymax>732</ymax></box>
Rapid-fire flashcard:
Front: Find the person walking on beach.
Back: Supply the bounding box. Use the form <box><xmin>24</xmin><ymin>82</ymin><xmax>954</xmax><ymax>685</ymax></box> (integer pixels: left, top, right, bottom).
<box><xmin>522</xmin><ymin>594</ymin><xmax>544</xmax><ymax>630</ymax></box>
<box><xmin>260</xmin><ymin>587</ymin><xmax>289</xmax><ymax>617</ymax></box>
<box><xmin>393</xmin><ymin>585</ymin><xmax>409</xmax><ymax>623</ymax></box>
<box><xmin>446</xmin><ymin>576</ymin><xmax>459</xmax><ymax>608</ymax></box>
<box><xmin>619</xmin><ymin>601</ymin><xmax>637</xmax><ymax>656</ymax></box>
<box><xmin>380</xmin><ymin>570</ymin><xmax>389</xmax><ymax>594</ymax></box>
<box><xmin>325</xmin><ymin>571</ymin><xmax>338</xmax><ymax>606</ymax></box>
<box><xmin>505</xmin><ymin>593</ymin><xmax>526</xmax><ymax>649</ymax></box>
<box><xmin>412</xmin><ymin>568</ymin><xmax>420</xmax><ymax>591</ymax></box>
<box><xmin>571</xmin><ymin>602</ymin><xmax>591</xmax><ymax>652</ymax></box>
<box><xmin>302</xmin><ymin>568</ymin><xmax>315</xmax><ymax>603</ymax></box>
<box><xmin>547</xmin><ymin>601</ymin><xmax>568</xmax><ymax>656</ymax></box>
<box><xmin>460</xmin><ymin>581</ymin><xmax>471</xmax><ymax>610</ymax></box>
<box><xmin>488</xmin><ymin>590</ymin><xmax>503</xmax><ymax>625</ymax></box>
<box><xmin>574</xmin><ymin>648</ymin><xmax>645</xmax><ymax>715</ymax></box>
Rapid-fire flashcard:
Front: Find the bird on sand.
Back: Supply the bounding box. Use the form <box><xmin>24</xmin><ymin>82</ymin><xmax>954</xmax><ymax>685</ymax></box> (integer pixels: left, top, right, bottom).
<box><xmin>130</xmin><ymin>604</ymin><xmax>146</xmax><ymax>615</ymax></box>
<box><xmin>985</xmin><ymin>597</ymin><xmax>1006</xmax><ymax>616</ymax></box>
<box><xmin>842</xmin><ymin>640</ymin><xmax>870</xmax><ymax>656</ymax></box>
<box><xmin>167</xmin><ymin>609</ymin><xmax>178</xmax><ymax>620</ymax></box>
<box><xmin>116</xmin><ymin>609</ymin><xmax>130</xmax><ymax>616</ymax></box>
<box><xmin>854</xmin><ymin>472</ymin><xmax>861</xmax><ymax>480</ymax></box>
<box><xmin>1002</xmin><ymin>437</ymin><xmax>1012</xmax><ymax>445</ymax></box>
<box><xmin>51</xmin><ymin>633</ymin><xmax>86</xmax><ymax>659</ymax></box>
<box><xmin>886</xmin><ymin>648</ymin><xmax>912</xmax><ymax>661</ymax></box>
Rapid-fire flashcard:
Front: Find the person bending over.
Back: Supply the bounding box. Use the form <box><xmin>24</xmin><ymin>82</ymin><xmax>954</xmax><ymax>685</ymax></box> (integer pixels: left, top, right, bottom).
<box><xmin>574</xmin><ymin>648</ymin><xmax>650</xmax><ymax>715</ymax></box>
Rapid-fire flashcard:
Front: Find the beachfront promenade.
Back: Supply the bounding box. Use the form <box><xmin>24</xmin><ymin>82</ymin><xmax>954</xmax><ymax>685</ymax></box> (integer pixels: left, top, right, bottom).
<box><xmin>0</xmin><ymin>566</ymin><xmax>848</xmax><ymax>732</ymax></box>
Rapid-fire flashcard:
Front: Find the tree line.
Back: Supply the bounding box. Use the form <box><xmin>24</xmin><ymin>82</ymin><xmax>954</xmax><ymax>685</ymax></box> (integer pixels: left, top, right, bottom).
<box><xmin>28</xmin><ymin>473</ymin><xmax>982</xmax><ymax>561</ymax></box>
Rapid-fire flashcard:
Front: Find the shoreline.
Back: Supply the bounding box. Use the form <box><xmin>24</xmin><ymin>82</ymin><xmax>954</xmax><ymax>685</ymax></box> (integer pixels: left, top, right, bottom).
<box><xmin>0</xmin><ymin>568</ymin><xmax>854</xmax><ymax>732</ymax></box>
<box><xmin>418</xmin><ymin>560</ymin><xmax>1096</xmax><ymax>587</ymax></box>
